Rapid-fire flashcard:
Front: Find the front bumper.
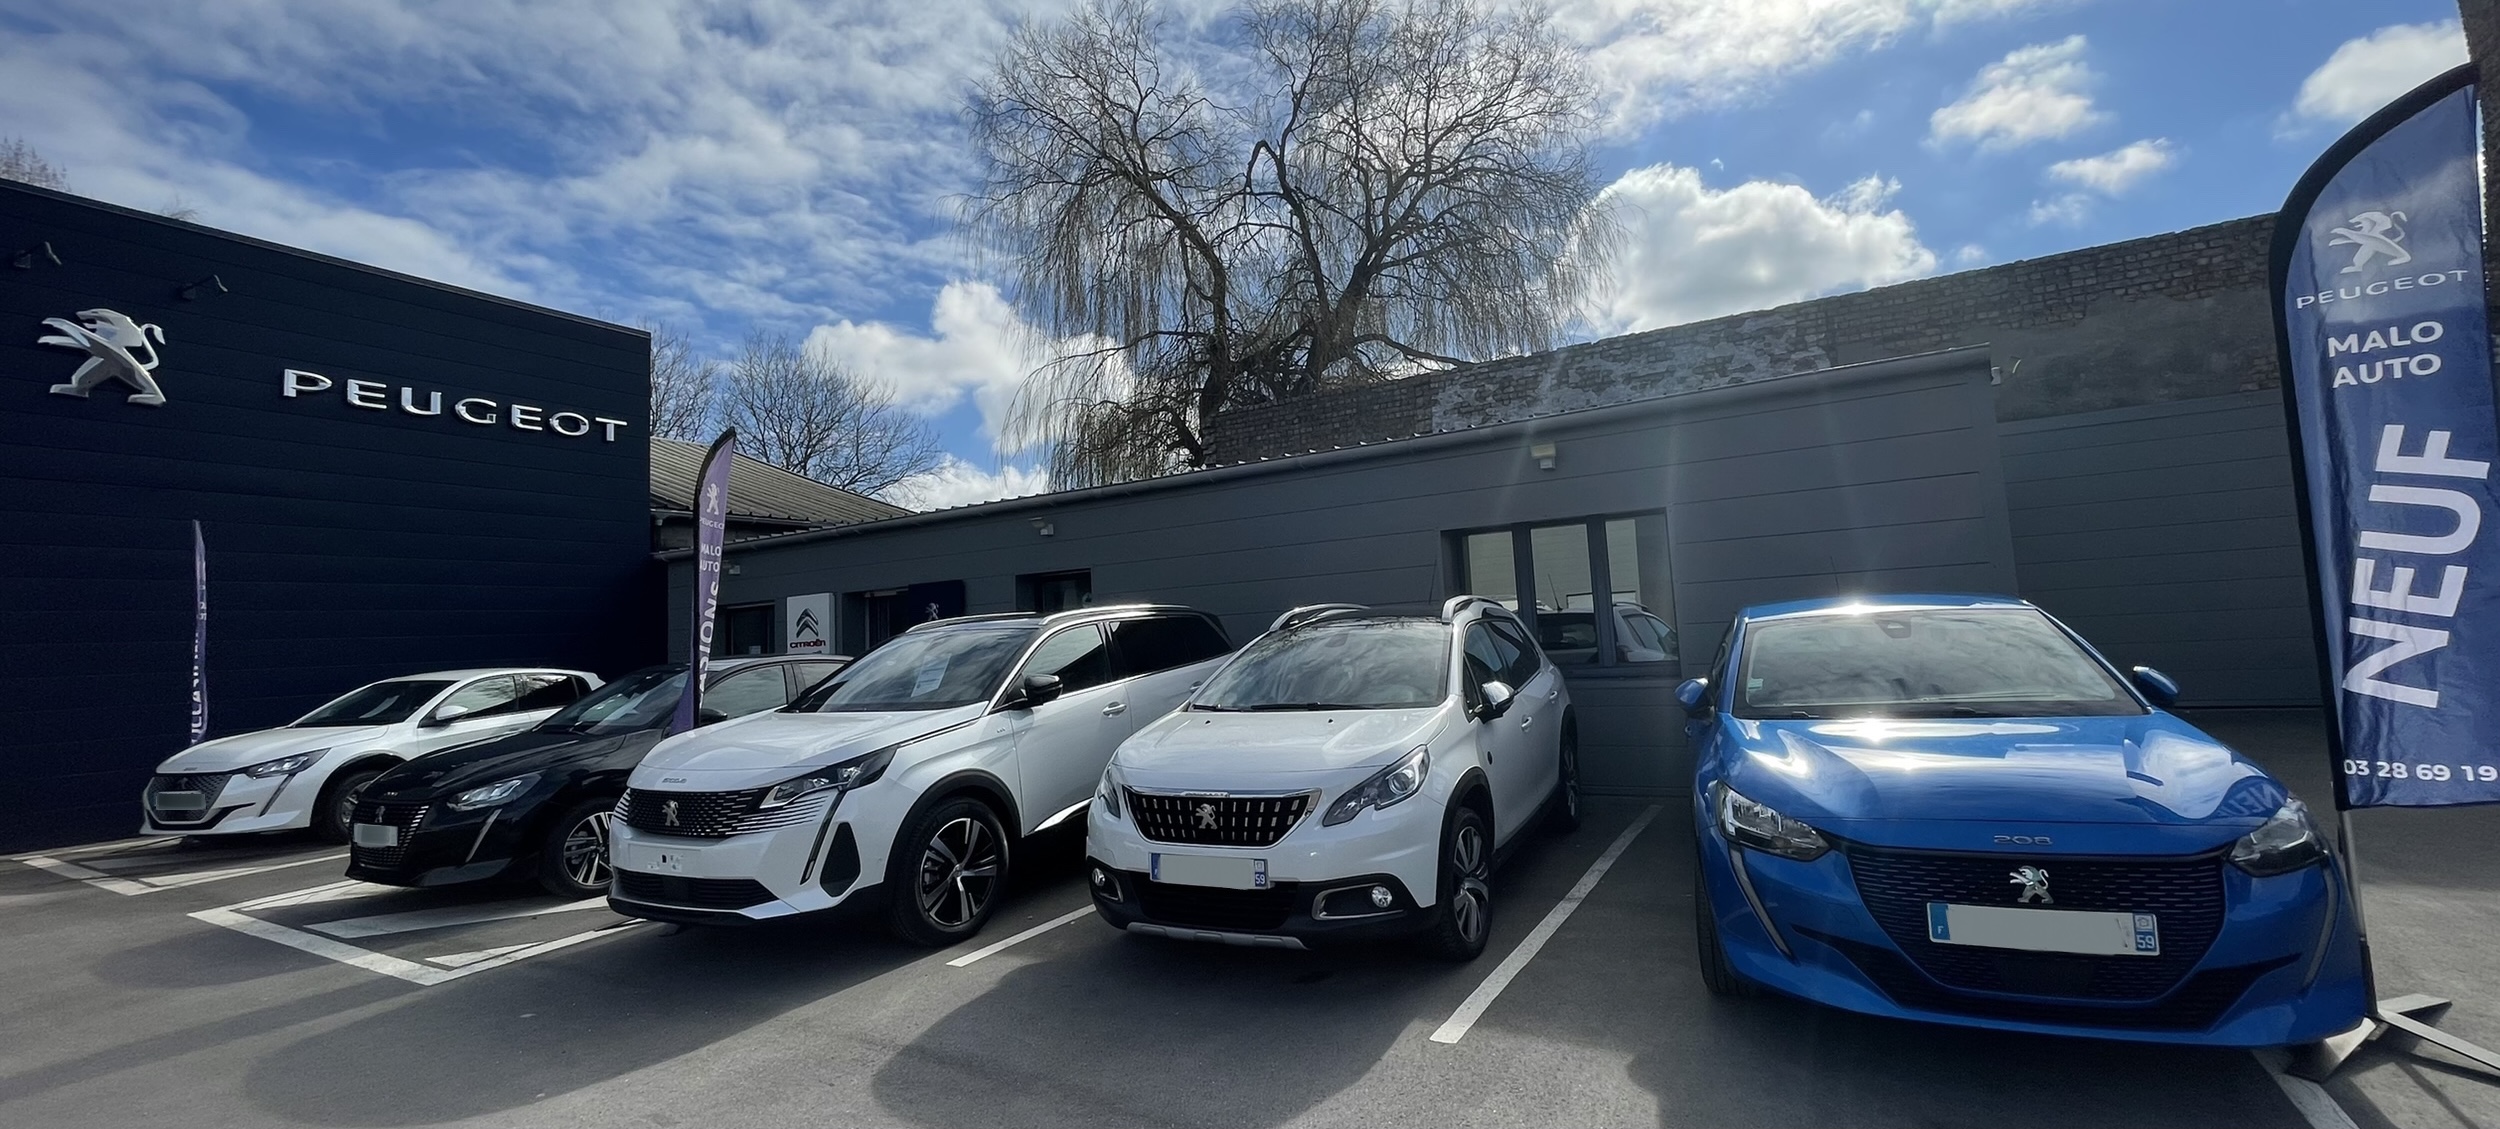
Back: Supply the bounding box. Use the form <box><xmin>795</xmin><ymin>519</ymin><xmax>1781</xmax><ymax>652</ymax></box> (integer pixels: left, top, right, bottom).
<box><xmin>138</xmin><ymin>771</ymin><xmax>318</xmax><ymax>836</ymax></box>
<box><xmin>605</xmin><ymin>785</ymin><xmax>886</xmax><ymax>924</ymax></box>
<box><xmin>1083</xmin><ymin>788</ymin><xmax>1446</xmax><ymax>946</ymax></box>
<box><xmin>1695</xmin><ymin>811</ymin><xmax>2369</xmax><ymax>1047</ymax></box>
<box><xmin>343</xmin><ymin>797</ymin><xmax>537</xmax><ymax>888</ymax></box>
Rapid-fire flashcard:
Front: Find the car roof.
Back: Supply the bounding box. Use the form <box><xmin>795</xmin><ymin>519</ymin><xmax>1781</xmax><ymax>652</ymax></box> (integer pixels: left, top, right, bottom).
<box><xmin>382</xmin><ymin>667</ymin><xmax>598</xmax><ymax>682</ymax></box>
<box><xmin>1738</xmin><ymin>594</ymin><xmax>2033</xmax><ymax>622</ymax></box>
<box><xmin>903</xmin><ymin>603</ymin><xmax>1212</xmax><ymax>634</ymax></box>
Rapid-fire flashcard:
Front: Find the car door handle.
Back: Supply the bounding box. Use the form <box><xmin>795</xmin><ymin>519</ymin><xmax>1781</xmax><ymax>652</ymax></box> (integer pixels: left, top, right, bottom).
<box><xmin>1103</xmin><ymin>701</ymin><xmax>1127</xmax><ymax>716</ymax></box>
<box><xmin>1519</xmin><ymin>714</ymin><xmax>1534</xmax><ymax>728</ymax></box>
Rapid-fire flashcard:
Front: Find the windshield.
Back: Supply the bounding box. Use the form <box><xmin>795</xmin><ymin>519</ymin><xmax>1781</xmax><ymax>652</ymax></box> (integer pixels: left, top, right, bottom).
<box><xmin>790</xmin><ymin>624</ymin><xmax>1037</xmax><ymax>712</ymax></box>
<box><xmin>1193</xmin><ymin>619</ymin><xmax>1449</xmax><ymax>711</ymax></box>
<box><xmin>1734</xmin><ymin>607</ymin><xmax>2143</xmax><ymax>719</ymax></box>
<box><xmin>541</xmin><ymin>667</ymin><xmax>686</xmax><ymax>734</ymax></box>
<box><xmin>292</xmin><ymin>679</ymin><xmax>455</xmax><ymax>727</ymax></box>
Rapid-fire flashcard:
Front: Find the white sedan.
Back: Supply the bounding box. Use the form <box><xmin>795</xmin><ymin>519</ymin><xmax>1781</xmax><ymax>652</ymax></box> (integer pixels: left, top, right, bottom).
<box><xmin>141</xmin><ymin>668</ymin><xmax>600</xmax><ymax>841</ymax></box>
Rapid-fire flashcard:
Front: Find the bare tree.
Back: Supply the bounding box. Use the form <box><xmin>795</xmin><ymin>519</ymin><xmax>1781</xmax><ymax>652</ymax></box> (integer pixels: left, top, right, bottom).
<box><xmin>719</xmin><ymin>333</ymin><xmax>944</xmax><ymax>497</ymax></box>
<box><xmin>647</xmin><ymin>326</ymin><xmax>719</xmax><ymax>440</ymax></box>
<box><xmin>0</xmin><ymin>137</ymin><xmax>69</xmax><ymax>191</ymax></box>
<box><xmin>968</xmin><ymin>0</ymin><xmax>1614</xmax><ymax>485</ymax></box>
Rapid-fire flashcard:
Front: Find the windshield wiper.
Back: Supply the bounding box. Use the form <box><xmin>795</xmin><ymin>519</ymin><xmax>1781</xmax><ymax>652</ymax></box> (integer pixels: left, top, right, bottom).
<box><xmin>1242</xmin><ymin>702</ymin><xmax>1359</xmax><ymax>711</ymax></box>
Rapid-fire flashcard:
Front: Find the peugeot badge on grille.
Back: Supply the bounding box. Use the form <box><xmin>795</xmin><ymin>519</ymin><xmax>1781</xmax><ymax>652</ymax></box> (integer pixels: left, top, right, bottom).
<box><xmin>2009</xmin><ymin>865</ymin><xmax>2052</xmax><ymax>904</ymax></box>
<box><xmin>663</xmin><ymin>799</ymin><xmax>681</xmax><ymax>828</ymax></box>
<box><xmin>1194</xmin><ymin>803</ymin><xmax>1220</xmax><ymax>830</ymax></box>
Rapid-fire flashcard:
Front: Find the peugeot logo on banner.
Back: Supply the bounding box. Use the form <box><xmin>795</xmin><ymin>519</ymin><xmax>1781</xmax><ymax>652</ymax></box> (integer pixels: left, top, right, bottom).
<box><xmin>2008</xmin><ymin>866</ymin><xmax>2053</xmax><ymax>904</ymax></box>
<box><xmin>2330</xmin><ymin>210</ymin><xmax>2411</xmax><ymax>274</ymax></box>
<box><xmin>39</xmin><ymin>308</ymin><xmax>169</xmax><ymax>406</ymax></box>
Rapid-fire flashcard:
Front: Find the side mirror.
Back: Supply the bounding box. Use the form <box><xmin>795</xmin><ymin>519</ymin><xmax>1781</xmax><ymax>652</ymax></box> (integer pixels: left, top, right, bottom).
<box><xmin>425</xmin><ymin>704</ymin><xmax>473</xmax><ymax>727</ymax></box>
<box><xmin>1674</xmin><ymin>678</ymin><xmax>1713</xmax><ymax>719</ymax></box>
<box><xmin>1473</xmin><ymin>680</ymin><xmax>1516</xmax><ymax>722</ymax></box>
<box><xmin>1000</xmin><ymin>673</ymin><xmax>1064</xmax><ymax>711</ymax></box>
<box><xmin>2130</xmin><ymin>666</ymin><xmax>2180</xmax><ymax>708</ymax></box>
<box><xmin>694</xmin><ymin>706</ymin><xmax>730</xmax><ymax>727</ymax></box>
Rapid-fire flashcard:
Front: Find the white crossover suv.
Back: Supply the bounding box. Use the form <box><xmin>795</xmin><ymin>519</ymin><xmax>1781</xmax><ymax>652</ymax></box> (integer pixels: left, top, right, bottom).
<box><xmin>609</xmin><ymin>604</ymin><xmax>1232</xmax><ymax>945</ymax></box>
<box><xmin>1086</xmin><ymin>597</ymin><xmax>1579</xmax><ymax>960</ymax></box>
<box><xmin>142</xmin><ymin>668</ymin><xmax>600</xmax><ymax>841</ymax></box>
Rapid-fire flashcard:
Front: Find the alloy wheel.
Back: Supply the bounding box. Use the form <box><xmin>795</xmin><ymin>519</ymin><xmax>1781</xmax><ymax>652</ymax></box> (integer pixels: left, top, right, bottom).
<box><xmin>917</xmin><ymin>815</ymin><xmax>1002</xmax><ymax>928</ymax></box>
<box><xmin>1563</xmin><ymin>746</ymin><xmax>1581</xmax><ymax>821</ymax></box>
<box><xmin>1449</xmin><ymin>821</ymin><xmax>1490</xmax><ymax>945</ymax></box>
<box><xmin>561</xmin><ymin>811</ymin><xmax>612</xmax><ymax>889</ymax></box>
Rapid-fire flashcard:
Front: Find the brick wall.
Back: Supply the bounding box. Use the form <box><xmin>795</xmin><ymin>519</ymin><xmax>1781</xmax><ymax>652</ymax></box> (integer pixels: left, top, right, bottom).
<box><xmin>1204</xmin><ymin>215</ymin><xmax>2279</xmax><ymax>463</ymax></box>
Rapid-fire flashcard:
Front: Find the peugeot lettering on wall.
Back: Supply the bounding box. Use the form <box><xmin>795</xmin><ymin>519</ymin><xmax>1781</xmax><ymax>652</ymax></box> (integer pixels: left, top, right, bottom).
<box><xmin>2329</xmin><ymin>210</ymin><xmax>2408</xmax><ymax>273</ymax></box>
<box><xmin>39</xmin><ymin>308</ymin><xmax>168</xmax><ymax>406</ymax></box>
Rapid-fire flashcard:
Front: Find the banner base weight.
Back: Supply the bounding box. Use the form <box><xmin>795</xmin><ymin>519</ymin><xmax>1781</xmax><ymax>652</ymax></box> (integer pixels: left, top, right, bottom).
<box><xmin>2289</xmin><ymin>994</ymin><xmax>2500</xmax><ymax>1082</ymax></box>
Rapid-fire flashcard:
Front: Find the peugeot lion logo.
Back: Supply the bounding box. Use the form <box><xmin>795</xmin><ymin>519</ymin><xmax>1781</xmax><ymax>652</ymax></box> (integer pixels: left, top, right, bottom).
<box><xmin>1194</xmin><ymin>803</ymin><xmax>1220</xmax><ymax>830</ymax></box>
<box><xmin>39</xmin><ymin>308</ymin><xmax>169</xmax><ymax>406</ymax></box>
<box><xmin>2009</xmin><ymin>865</ymin><xmax>2053</xmax><ymax>905</ymax></box>
<box><xmin>663</xmin><ymin>799</ymin><xmax>682</xmax><ymax>827</ymax></box>
<box><xmin>2329</xmin><ymin>210</ymin><xmax>2410</xmax><ymax>274</ymax></box>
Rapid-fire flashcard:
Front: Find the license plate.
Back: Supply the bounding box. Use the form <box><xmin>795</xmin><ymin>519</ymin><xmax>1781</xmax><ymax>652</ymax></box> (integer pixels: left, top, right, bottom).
<box><xmin>1927</xmin><ymin>902</ymin><xmax>2160</xmax><ymax>957</ymax></box>
<box><xmin>630</xmin><ymin>843</ymin><xmax>697</xmax><ymax>875</ymax></box>
<box><xmin>352</xmin><ymin>823</ymin><xmax>399</xmax><ymax>848</ymax></box>
<box><xmin>1151</xmin><ymin>853</ymin><xmax>1268</xmax><ymax>890</ymax></box>
<box><xmin>154</xmin><ymin>791</ymin><xmax>207</xmax><ymax>812</ymax></box>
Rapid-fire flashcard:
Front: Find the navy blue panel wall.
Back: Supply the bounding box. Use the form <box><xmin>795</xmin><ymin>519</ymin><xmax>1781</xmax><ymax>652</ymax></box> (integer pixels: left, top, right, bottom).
<box><xmin>0</xmin><ymin>183</ymin><xmax>660</xmax><ymax>850</ymax></box>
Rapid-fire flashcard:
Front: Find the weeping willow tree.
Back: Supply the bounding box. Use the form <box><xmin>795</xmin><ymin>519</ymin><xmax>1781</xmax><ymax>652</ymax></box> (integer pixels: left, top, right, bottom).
<box><xmin>967</xmin><ymin>0</ymin><xmax>1616</xmax><ymax>486</ymax></box>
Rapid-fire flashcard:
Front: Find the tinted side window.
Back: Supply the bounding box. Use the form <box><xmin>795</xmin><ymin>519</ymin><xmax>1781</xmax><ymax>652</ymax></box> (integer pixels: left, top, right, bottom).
<box><xmin>434</xmin><ymin>676</ymin><xmax>518</xmax><ymax>722</ymax></box>
<box><xmin>513</xmin><ymin>673</ymin><xmax>582</xmax><ymax>712</ymax></box>
<box><xmin>1485</xmin><ymin>618</ymin><xmax>1542</xmax><ymax>687</ymax></box>
<box><xmin>785</xmin><ymin>661</ymin><xmax>847</xmax><ymax>698</ymax></box>
<box><xmin>1018</xmin><ymin>624</ymin><xmax>1115</xmax><ymax>693</ymax></box>
<box><xmin>1107</xmin><ymin>615</ymin><xmax>1230</xmax><ymax>677</ymax></box>
<box><xmin>1462</xmin><ymin>624</ymin><xmax>1518</xmax><ymax>688</ymax></box>
<box><xmin>706</xmin><ymin>666</ymin><xmax>791</xmax><ymax>717</ymax></box>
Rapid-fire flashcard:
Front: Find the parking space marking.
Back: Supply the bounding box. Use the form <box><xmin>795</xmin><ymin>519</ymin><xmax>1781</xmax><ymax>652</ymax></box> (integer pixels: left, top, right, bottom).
<box><xmin>229</xmin><ymin>880</ymin><xmax>399</xmax><ymax>912</ymax></box>
<box><xmin>13</xmin><ymin>849</ymin><xmax>348</xmax><ymax>896</ymax></box>
<box><xmin>1429</xmin><ymin>804</ymin><xmax>1661</xmax><ymax>1045</ymax></box>
<box><xmin>7</xmin><ymin>836</ymin><xmax>181</xmax><ymax>862</ymax></box>
<box><xmin>2254</xmin><ymin>1049</ymin><xmax>2359</xmax><ymax>1129</ymax></box>
<box><xmin>188</xmin><ymin>883</ymin><xmax>651</xmax><ymax>986</ymax></box>
<box><xmin>947</xmin><ymin>906</ymin><xmax>1096</xmax><ymax>967</ymax></box>
<box><xmin>308</xmin><ymin>896</ymin><xmax>609</xmax><ymax>939</ymax></box>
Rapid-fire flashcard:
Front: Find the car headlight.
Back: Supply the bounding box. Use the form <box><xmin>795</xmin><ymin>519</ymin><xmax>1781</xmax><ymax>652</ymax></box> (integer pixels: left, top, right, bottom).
<box><xmin>1322</xmin><ymin>745</ymin><xmax>1431</xmax><ymax>826</ymax></box>
<box><xmin>758</xmin><ymin>745</ymin><xmax>896</xmax><ymax>810</ymax></box>
<box><xmin>241</xmin><ymin>749</ymin><xmax>328</xmax><ymax>778</ymax></box>
<box><xmin>446</xmin><ymin>773</ymin><xmax>540</xmax><ymax>812</ymax></box>
<box><xmin>1096</xmin><ymin>765</ymin><xmax>1125</xmax><ymax>820</ymax></box>
<box><xmin>1711</xmin><ymin>781</ymin><xmax>1829</xmax><ymax>861</ymax></box>
<box><xmin>2231</xmin><ymin>798</ymin><xmax>2327</xmax><ymax>876</ymax></box>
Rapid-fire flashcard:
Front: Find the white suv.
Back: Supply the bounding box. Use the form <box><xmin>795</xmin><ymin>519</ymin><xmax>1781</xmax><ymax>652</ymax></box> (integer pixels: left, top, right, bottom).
<box><xmin>142</xmin><ymin>668</ymin><xmax>600</xmax><ymax>841</ymax></box>
<box><xmin>1086</xmin><ymin>597</ymin><xmax>1578</xmax><ymax>960</ymax></box>
<box><xmin>609</xmin><ymin>604</ymin><xmax>1232</xmax><ymax>945</ymax></box>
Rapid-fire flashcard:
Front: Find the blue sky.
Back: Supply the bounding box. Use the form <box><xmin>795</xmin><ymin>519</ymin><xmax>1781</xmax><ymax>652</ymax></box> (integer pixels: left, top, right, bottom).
<box><xmin>0</xmin><ymin>1</ymin><xmax>2468</xmax><ymax>506</ymax></box>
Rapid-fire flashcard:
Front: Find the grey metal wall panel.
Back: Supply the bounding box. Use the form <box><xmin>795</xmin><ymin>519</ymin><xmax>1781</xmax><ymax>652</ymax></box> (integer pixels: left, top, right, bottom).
<box><xmin>672</xmin><ymin>350</ymin><xmax>2018</xmax><ymax>797</ymax></box>
<box><xmin>1999</xmin><ymin>391</ymin><xmax>2316</xmax><ymax>706</ymax></box>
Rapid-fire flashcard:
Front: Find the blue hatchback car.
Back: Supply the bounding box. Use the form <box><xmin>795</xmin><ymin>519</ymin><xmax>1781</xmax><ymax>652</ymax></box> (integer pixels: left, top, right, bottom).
<box><xmin>1681</xmin><ymin>595</ymin><xmax>2367</xmax><ymax>1046</ymax></box>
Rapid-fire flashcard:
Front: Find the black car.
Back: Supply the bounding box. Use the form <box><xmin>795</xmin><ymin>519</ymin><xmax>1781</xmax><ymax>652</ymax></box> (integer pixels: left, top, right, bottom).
<box><xmin>345</xmin><ymin>655</ymin><xmax>850</xmax><ymax>898</ymax></box>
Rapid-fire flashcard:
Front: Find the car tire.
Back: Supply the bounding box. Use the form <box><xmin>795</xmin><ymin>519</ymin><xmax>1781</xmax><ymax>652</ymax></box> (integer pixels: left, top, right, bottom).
<box><xmin>886</xmin><ymin>795</ymin><xmax>1011</xmax><ymax>947</ymax></box>
<box><xmin>537</xmin><ymin>797</ymin><xmax>617</xmax><ymax>899</ymax></box>
<box><xmin>1694</xmin><ymin>857</ymin><xmax>1756</xmax><ymax>997</ymax></box>
<box><xmin>1549</xmin><ymin>724</ymin><xmax>1583</xmax><ymax>834</ymax></box>
<box><xmin>1422</xmin><ymin>803</ymin><xmax>1493</xmax><ymax>962</ymax></box>
<box><xmin>313</xmin><ymin>766</ymin><xmax>387</xmax><ymax>843</ymax></box>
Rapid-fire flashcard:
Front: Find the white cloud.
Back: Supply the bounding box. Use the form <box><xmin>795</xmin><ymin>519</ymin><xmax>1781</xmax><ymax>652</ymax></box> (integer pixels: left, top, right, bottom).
<box><xmin>2290</xmin><ymin>20</ymin><xmax>2468</xmax><ymax>127</ymax></box>
<box><xmin>1953</xmin><ymin>243</ymin><xmax>1990</xmax><ymax>266</ymax></box>
<box><xmin>1929</xmin><ymin>35</ymin><xmax>2106</xmax><ymax>150</ymax></box>
<box><xmin>2027</xmin><ymin>193</ymin><xmax>2092</xmax><ymax>226</ymax></box>
<box><xmin>1586</xmin><ymin>165</ymin><xmax>1937</xmax><ymax>334</ymax></box>
<box><xmin>881</xmin><ymin>457</ymin><xmax>1052</xmax><ymax>510</ymax></box>
<box><xmin>1551</xmin><ymin>0</ymin><xmax>2063</xmax><ymax>132</ymax></box>
<box><xmin>804</xmin><ymin>280</ymin><xmax>1129</xmax><ymax>454</ymax></box>
<box><xmin>2047</xmin><ymin>138</ymin><xmax>2176</xmax><ymax>194</ymax></box>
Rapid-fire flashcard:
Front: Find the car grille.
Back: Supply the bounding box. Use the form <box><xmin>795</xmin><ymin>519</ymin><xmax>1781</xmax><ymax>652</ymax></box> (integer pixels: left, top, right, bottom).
<box><xmin>1845</xmin><ymin>845</ymin><xmax>2228</xmax><ymax>1002</ymax></box>
<box><xmin>1801</xmin><ymin>928</ymin><xmax>2291</xmax><ymax>1030</ymax></box>
<box><xmin>1136</xmin><ymin>880</ymin><xmax>1303</xmax><ymax>932</ymax></box>
<box><xmin>613</xmin><ymin>871</ymin><xmax>776</xmax><ymax>911</ymax></box>
<box><xmin>145</xmin><ymin>773</ymin><xmax>233</xmax><ymax>825</ymax></box>
<box><xmin>1125</xmin><ymin>790</ymin><xmax>1313</xmax><ymax>848</ymax></box>
<box><xmin>620</xmin><ymin>787</ymin><xmax>768</xmax><ymax>838</ymax></box>
<box><xmin>348</xmin><ymin>800</ymin><xmax>432</xmax><ymax>869</ymax></box>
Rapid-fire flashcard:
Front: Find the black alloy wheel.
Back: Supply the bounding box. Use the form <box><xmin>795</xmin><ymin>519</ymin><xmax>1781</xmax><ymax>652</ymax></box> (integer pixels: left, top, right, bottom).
<box><xmin>1423</xmin><ymin>804</ymin><xmax>1493</xmax><ymax>961</ymax></box>
<box><xmin>315</xmin><ymin>766</ymin><xmax>387</xmax><ymax>844</ymax></box>
<box><xmin>1551</xmin><ymin>725</ymin><xmax>1583</xmax><ymax>833</ymax></box>
<box><xmin>888</xmin><ymin>796</ymin><xmax>1011</xmax><ymax>946</ymax></box>
<box><xmin>539</xmin><ymin>796</ymin><xmax>618</xmax><ymax>899</ymax></box>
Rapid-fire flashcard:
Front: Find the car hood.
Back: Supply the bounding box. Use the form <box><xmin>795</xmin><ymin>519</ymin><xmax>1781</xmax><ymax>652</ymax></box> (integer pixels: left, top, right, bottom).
<box><xmin>629</xmin><ymin>705</ymin><xmax>986</xmax><ymax>789</ymax></box>
<box><xmin>1112</xmin><ymin>707</ymin><xmax>1447</xmax><ymax>790</ymax></box>
<box><xmin>1718</xmin><ymin>713</ymin><xmax>2288</xmax><ymax>850</ymax></box>
<box><xmin>363</xmin><ymin>727</ymin><xmax>666</xmax><ymax>802</ymax></box>
<box><xmin>157</xmin><ymin>725</ymin><xmax>389</xmax><ymax>773</ymax></box>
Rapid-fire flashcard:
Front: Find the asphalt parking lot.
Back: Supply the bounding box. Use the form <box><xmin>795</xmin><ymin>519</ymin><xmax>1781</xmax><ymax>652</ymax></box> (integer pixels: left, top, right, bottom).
<box><xmin>0</xmin><ymin>710</ymin><xmax>2492</xmax><ymax>1129</ymax></box>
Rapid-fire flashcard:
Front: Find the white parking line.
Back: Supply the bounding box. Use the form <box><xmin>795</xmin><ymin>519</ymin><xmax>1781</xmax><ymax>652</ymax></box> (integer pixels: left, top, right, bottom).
<box><xmin>1429</xmin><ymin>804</ymin><xmax>1661</xmax><ymax>1045</ymax></box>
<box><xmin>310</xmin><ymin>897</ymin><xmax>609</xmax><ymax>939</ymax></box>
<box><xmin>2254</xmin><ymin>1049</ymin><xmax>2359</xmax><ymax>1129</ymax></box>
<box><xmin>14</xmin><ymin>850</ymin><xmax>347</xmax><ymax>896</ymax></box>
<box><xmin>189</xmin><ymin>886</ymin><xmax>650</xmax><ymax>986</ymax></box>
<box><xmin>15</xmin><ymin>855</ymin><xmax>156</xmax><ymax>895</ymax></box>
<box><xmin>947</xmin><ymin>906</ymin><xmax>1097</xmax><ymax>967</ymax></box>
<box><xmin>7</xmin><ymin>836</ymin><xmax>181</xmax><ymax>862</ymax></box>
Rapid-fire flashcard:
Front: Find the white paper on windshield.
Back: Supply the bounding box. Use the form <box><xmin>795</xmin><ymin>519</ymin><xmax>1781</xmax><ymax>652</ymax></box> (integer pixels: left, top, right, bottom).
<box><xmin>912</xmin><ymin>658</ymin><xmax>949</xmax><ymax>697</ymax></box>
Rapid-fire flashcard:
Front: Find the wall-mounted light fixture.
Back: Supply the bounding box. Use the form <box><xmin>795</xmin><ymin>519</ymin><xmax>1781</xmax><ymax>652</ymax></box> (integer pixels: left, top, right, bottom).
<box><xmin>178</xmin><ymin>273</ymin><xmax>228</xmax><ymax>300</ymax></box>
<box><xmin>726</xmin><ymin>561</ymin><xmax>743</xmax><ymax>576</ymax></box>
<box><xmin>1031</xmin><ymin>518</ymin><xmax>1056</xmax><ymax>537</ymax></box>
<box><xmin>11</xmin><ymin>241</ymin><xmax>59</xmax><ymax>269</ymax></box>
<box><xmin>1529</xmin><ymin>442</ymin><xmax>1557</xmax><ymax>471</ymax></box>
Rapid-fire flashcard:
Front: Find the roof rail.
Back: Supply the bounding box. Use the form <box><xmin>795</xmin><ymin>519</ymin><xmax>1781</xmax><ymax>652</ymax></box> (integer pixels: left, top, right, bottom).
<box><xmin>1441</xmin><ymin>595</ymin><xmax>1506</xmax><ymax>622</ymax></box>
<box><xmin>902</xmin><ymin>611</ymin><xmax>1039</xmax><ymax>634</ymax></box>
<box><xmin>1270</xmin><ymin>603</ymin><xmax>1368</xmax><ymax>633</ymax></box>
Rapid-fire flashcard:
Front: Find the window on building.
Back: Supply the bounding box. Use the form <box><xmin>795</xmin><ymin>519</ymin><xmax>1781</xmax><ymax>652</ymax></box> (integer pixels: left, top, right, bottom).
<box><xmin>1018</xmin><ymin>570</ymin><xmax>1093</xmax><ymax>614</ymax></box>
<box><xmin>717</xmin><ymin>603</ymin><xmax>773</xmax><ymax>656</ymax></box>
<box><xmin>1452</xmin><ymin>513</ymin><xmax>1678</xmax><ymax>671</ymax></box>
